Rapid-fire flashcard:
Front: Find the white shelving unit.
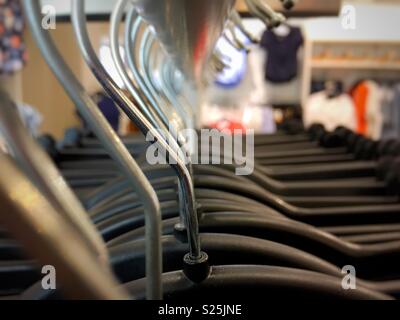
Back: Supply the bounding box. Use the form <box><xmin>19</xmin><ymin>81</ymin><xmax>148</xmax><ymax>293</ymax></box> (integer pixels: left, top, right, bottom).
<box><xmin>310</xmin><ymin>59</ymin><xmax>400</xmax><ymax>71</ymax></box>
<box><xmin>301</xmin><ymin>37</ymin><xmax>400</xmax><ymax>105</ymax></box>
<box><xmin>301</xmin><ymin>38</ymin><xmax>400</xmax><ymax>106</ymax></box>
<box><xmin>300</xmin><ymin>2</ymin><xmax>400</xmax><ymax>107</ymax></box>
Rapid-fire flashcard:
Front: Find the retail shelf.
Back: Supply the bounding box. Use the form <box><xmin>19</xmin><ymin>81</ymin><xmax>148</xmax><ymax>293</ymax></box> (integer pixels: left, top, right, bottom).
<box><xmin>311</xmin><ymin>59</ymin><xmax>400</xmax><ymax>70</ymax></box>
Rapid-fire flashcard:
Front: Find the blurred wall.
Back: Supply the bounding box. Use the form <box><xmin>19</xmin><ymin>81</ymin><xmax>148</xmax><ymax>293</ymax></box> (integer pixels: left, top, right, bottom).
<box><xmin>21</xmin><ymin>22</ymin><xmax>113</xmax><ymax>139</ymax></box>
<box><xmin>235</xmin><ymin>0</ymin><xmax>341</xmax><ymax>14</ymax></box>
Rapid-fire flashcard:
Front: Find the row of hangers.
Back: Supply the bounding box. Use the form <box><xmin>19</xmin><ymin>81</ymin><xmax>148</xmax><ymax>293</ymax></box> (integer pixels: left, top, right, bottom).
<box><xmin>0</xmin><ymin>0</ymin><xmax>399</xmax><ymax>300</ymax></box>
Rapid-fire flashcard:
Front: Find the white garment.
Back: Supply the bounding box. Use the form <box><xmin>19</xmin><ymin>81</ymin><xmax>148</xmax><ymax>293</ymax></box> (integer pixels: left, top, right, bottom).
<box><xmin>364</xmin><ymin>81</ymin><xmax>384</xmax><ymax>140</ymax></box>
<box><xmin>16</xmin><ymin>103</ymin><xmax>43</xmax><ymax>137</ymax></box>
<box><xmin>0</xmin><ymin>103</ymin><xmax>42</xmax><ymax>154</ymax></box>
<box><xmin>304</xmin><ymin>91</ymin><xmax>356</xmax><ymax>131</ymax></box>
<box><xmin>248</xmin><ymin>47</ymin><xmax>268</xmax><ymax>105</ymax></box>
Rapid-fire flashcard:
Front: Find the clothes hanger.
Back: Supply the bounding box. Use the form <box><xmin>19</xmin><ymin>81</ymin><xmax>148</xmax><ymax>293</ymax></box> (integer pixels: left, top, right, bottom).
<box><xmin>79</xmin><ymin>11</ymin><xmax>390</xmax><ymax>222</ymax></box>
<box><xmin>224</xmin><ymin>20</ymin><xmax>251</xmax><ymax>53</ymax></box>
<box><xmin>51</xmin><ymin>125</ymin><xmax>400</xmax><ymax>242</ymax></box>
<box><xmin>0</xmin><ymin>151</ymin><xmax>128</xmax><ymax>300</ymax></box>
<box><xmin>112</xmin><ymin>4</ymin><xmax>290</xmax><ymax>235</ymax></box>
<box><xmin>33</xmin><ymin>0</ymin><xmax>400</xmax><ymax>276</ymax></box>
<box><xmin>18</xmin><ymin>243</ymin><xmax>394</xmax><ymax>300</ymax></box>
<box><xmin>0</xmin><ymin>91</ymin><xmax>107</xmax><ymax>264</ymax></box>
<box><xmin>142</xmin><ymin>31</ymin><xmax>198</xmax><ymax>155</ymax></box>
<box><xmin>7</xmin><ymin>0</ymin><xmax>398</xmax><ymax>302</ymax></box>
<box><xmin>72</xmin><ymin>0</ymin><xmax>400</xmax><ymax>298</ymax></box>
<box><xmin>20</xmin><ymin>0</ymin><xmax>368</xmax><ymax>300</ymax></box>
<box><xmin>82</xmin><ymin>171</ymin><xmax>400</xmax><ymax>245</ymax></box>
<box><xmin>223</xmin><ymin>32</ymin><xmax>246</xmax><ymax>52</ymax></box>
<box><xmin>109</xmin><ymin>4</ymin><xmax>175</xmax><ymax>138</ymax></box>
<box><xmin>6</xmin><ymin>199</ymin><xmax>400</xmax><ymax>297</ymax></box>
<box><xmin>245</xmin><ymin>0</ymin><xmax>286</xmax><ymax>29</ymax></box>
<box><xmin>60</xmin><ymin>126</ymin><xmax>400</xmax><ymax>224</ymax></box>
<box><xmin>272</xmin><ymin>22</ymin><xmax>292</xmax><ymax>38</ymax></box>
<box><xmin>135</xmin><ymin>20</ymin><xmax>195</xmax><ymax>152</ymax></box>
<box><xmin>230</xmin><ymin>10</ymin><xmax>260</xmax><ymax>44</ymax></box>
<box><xmin>65</xmin><ymin>75</ymin><xmax>384</xmax><ymax>190</ymax></box>
<box><xmin>9</xmin><ymin>204</ymin><xmax>399</xmax><ymax>293</ymax></box>
<box><xmin>54</xmin><ymin>138</ymin><xmax>400</xmax><ymax>242</ymax></box>
<box><xmin>114</xmin><ymin>1</ymin><xmax>221</xmax><ymax>236</ymax></box>
<box><xmin>7</xmin><ymin>0</ymin><xmax>400</xmax><ymax>300</ymax></box>
<box><xmin>89</xmin><ymin>0</ymin><xmax>400</xmax><ymax>276</ymax></box>
<box><xmin>71</xmin><ymin>0</ymin><xmax>206</xmax><ymax>273</ymax></box>
<box><xmin>280</xmin><ymin>0</ymin><xmax>298</xmax><ymax>10</ymax></box>
<box><xmin>52</xmin><ymin>119</ymin><xmax>312</xmax><ymax>167</ymax></box>
<box><xmin>53</xmin><ymin>132</ymin><xmax>346</xmax><ymax>192</ymax></box>
<box><xmin>2</xmin><ymin>0</ymin><xmax>262</xmax><ymax>298</ymax></box>
<box><xmin>107</xmin><ymin>231</ymin><xmax>400</xmax><ymax>291</ymax></box>
<box><xmin>124</xmin><ymin>11</ymin><xmax>185</xmax><ymax>133</ymax></box>
<box><xmin>160</xmin><ymin>57</ymin><xmax>194</xmax><ymax>130</ymax></box>
<box><xmin>89</xmin><ymin>141</ymin><xmax>395</xmax><ymax>236</ymax></box>
<box><xmin>125</xmin><ymin>265</ymin><xmax>391</xmax><ymax>300</ymax></box>
<box><xmin>80</xmin><ymin>165</ymin><xmax>392</xmax><ymax>223</ymax></box>
<box><xmin>108</xmin><ymin>212</ymin><xmax>400</xmax><ymax>284</ymax></box>
<box><xmin>110</xmin><ymin>1</ymin><xmax>192</xmax><ymax>230</ymax></box>
<box><xmin>22</xmin><ymin>0</ymin><xmax>163</xmax><ymax>299</ymax></box>
<box><xmin>85</xmin><ymin>168</ymin><xmax>391</xmax><ymax>217</ymax></box>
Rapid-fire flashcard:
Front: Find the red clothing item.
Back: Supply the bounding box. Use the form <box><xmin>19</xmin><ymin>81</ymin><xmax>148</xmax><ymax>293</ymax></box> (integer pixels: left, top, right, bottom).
<box><xmin>210</xmin><ymin>119</ymin><xmax>246</xmax><ymax>134</ymax></box>
<box><xmin>351</xmin><ymin>82</ymin><xmax>369</xmax><ymax>135</ymax></box>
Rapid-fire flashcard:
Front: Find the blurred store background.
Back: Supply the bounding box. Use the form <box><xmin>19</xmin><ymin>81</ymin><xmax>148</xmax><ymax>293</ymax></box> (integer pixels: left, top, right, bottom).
<box><xmin>1</xmin><ymin>0</ymin><xmax>400</xmax><ymax>139</ymax></box>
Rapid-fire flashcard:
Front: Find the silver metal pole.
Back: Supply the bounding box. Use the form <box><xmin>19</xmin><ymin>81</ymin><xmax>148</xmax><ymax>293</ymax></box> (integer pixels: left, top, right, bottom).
<box><xmin>72</xmin><ymin>0</ymin><xmax>202</xmax><ymax>263</ymax></box>
<box><xmin>22</xmin><ymin>0</ymin><xmax>162</xmax><ymax>300</ymax></box>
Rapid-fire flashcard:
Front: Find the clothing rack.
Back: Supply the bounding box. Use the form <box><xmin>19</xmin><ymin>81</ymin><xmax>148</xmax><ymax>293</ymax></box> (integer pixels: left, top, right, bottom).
<box><xmin>301</xmin><ymin>38</ymin><xmax>400</xmax><ymax>106</ymax></box>
<box><xmin>2</xmin><ymin>0</ymin><xmax>400</xmax><ymax>303</ymax></box>
<box><xmin>300</xmin><ymin>3</ymin><xmax>400</xmax><ymax>106</ymax></box>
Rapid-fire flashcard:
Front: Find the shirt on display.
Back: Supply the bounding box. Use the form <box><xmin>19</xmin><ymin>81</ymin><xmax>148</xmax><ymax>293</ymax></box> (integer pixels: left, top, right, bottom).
<box><xmin>260</xmin><ymin>26</ymin><xmax>303</xmax><ymax>84</ymax></box>
<box><xmin>0</xmin><ymin>0</ymin><xmax>27</xmax><ymax>74</ymax></box>
<box><xmin>351</xmin><ymin>80</ymin><xmax>385</xmax><ymax>140</ymax></box>
<box><xmin>304</xmin><ymin>91</ymin><xmax>356</xmax><ymax>131</ymax></box>
<box><xmin>351</xmin><ymin>82</ymin><xmax>369</xmax><ymax>135</ymax></box>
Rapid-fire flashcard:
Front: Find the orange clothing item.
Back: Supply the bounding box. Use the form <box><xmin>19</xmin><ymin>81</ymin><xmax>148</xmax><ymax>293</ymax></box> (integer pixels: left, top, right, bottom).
<box><xmin>10</xmin><ymin>35</ymin><xmax>21</xmax><ymax>48</ymax></box>
<box><xmin>351</xmin><ymin>82</ymin><xmax>369</xmax><ymax>135</ymax></box>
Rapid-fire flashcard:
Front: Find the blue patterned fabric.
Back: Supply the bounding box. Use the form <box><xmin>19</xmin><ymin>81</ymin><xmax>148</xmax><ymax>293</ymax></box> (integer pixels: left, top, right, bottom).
<box><xmin>0</xmin><ymin>0</ymin><xmax>26</xmax><ymax>74</ymax></box>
